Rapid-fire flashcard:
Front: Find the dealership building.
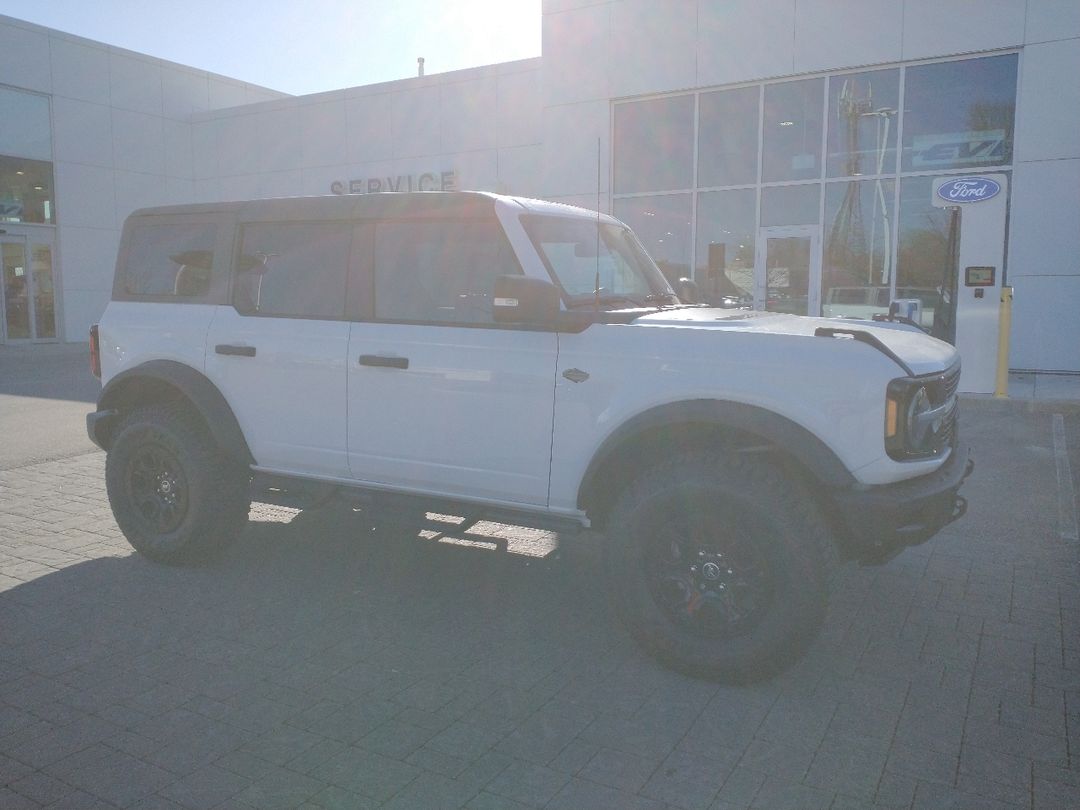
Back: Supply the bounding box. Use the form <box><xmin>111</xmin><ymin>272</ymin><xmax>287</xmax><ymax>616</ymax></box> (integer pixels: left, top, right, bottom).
<box><xmin>0</xmin><ymin>1</ymin><xmax>1077</xmax><ymax>374</ymax></box>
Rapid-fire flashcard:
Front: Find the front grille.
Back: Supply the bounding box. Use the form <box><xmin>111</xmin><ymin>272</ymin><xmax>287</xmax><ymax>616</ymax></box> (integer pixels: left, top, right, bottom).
<box><xmin>925</xmin><ymin>362</ymin><xmax>961</xmax><ymax>452</ymax></box>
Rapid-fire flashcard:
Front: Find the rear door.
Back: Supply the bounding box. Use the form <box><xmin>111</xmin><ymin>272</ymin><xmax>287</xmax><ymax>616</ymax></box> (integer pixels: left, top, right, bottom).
<box><xmin>346</xmin><ymin>216</ymin><xmax>558</xmax><ymax>505</ymax></box>
<box><xmin>204</xmin><ymin>218</ymin><xmax>353</xmax><ymax>478</ymax></box>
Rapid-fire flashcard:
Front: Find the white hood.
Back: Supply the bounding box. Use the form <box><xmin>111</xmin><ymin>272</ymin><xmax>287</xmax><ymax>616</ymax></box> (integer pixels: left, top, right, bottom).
<box><xmin>632</xmin><ymin>308</ymin><xmax>958</xmax><ymax>377</ymax></box>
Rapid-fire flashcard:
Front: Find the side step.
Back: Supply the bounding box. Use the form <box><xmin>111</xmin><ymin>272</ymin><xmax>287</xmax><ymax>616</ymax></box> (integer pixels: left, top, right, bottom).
<box><xmin>249</xmin><ymin>473</ymin><xmax>584</xmax><ymax>537</ymax></box>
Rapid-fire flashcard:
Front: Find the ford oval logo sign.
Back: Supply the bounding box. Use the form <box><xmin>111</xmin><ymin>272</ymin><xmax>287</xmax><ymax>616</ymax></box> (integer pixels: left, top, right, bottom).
<box><xmin>936</xmin><ymin>176</ymin><xmax>1001</xmax><ymax>203</ymax></box>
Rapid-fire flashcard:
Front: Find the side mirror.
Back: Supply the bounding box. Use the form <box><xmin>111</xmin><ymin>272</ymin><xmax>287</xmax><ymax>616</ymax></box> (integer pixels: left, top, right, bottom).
<box><xmin>493</xmin><ymin>275</ymin><xmax>561</xmax><ymax>325</ymax></box>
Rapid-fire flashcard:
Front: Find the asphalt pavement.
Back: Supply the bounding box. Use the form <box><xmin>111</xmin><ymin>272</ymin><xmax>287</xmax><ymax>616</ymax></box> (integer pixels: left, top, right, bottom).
<box><xmin>0</xmin><ymin>344</ymin><xmax>100</xmax><ymax>471</ymax></box>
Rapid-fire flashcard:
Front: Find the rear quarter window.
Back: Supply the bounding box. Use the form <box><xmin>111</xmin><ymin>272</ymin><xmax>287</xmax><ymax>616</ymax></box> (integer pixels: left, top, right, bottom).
<box><xmin>120</xmin><ymin>220</ymin><xmax>217</xmax><ymax>298</ymax></box>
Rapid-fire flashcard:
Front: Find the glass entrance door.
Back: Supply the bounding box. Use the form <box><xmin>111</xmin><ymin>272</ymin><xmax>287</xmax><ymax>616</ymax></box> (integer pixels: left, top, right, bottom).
<box><xmin>755</xmin><ymin>225</ymin><xmax>821</xmax><ymax>316</ymax></box>
<box><xmin>1</xmin><ymin>233</ymin><xmax>56</xmax><ymax>342</ymax></box>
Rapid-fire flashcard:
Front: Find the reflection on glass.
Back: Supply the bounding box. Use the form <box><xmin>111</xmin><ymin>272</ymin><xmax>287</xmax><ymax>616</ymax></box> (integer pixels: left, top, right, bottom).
<box><xmin>695</xmin><ymin>189</ymin><xmax>755</xmax><ymax>306</ymax></box>
<box><xmin>31</xmin><ymin>244</ymin><xmax>55</xmax><ymax>338</ymax></box>
<box><xmin>763</xmin><ymin>79</ymin><xmax>824</xmax><ymax>182</ymax></box>
<box><xmin>614</xmin><ymin>96</ymin><xmax>694</xmax><ymax>194</ymax></box>
<box><xmin>902</xmin><ymin>54</ymin><xmax>1017</xmax><ymax>172</ymax></box>
<box><xmin>764</xmin><ymin>236</ymin><xmax>811</xmax><ymax>315</ymax></box>
<box><xmin>823</xmin><ymin>179</ymin><xmax>896</xmax><ymax>321</ymax></box>
<box><xmin>897</xmin><ymin>176</ymin><xmax>954</xmax><ymax>328</ymax></box>
<box><xmin>761</xmin><ymin>184</ymin><xmax>820</xmax><ymax>226</ymax></box>
<box><xmin>698</xmin><ymin>87</ymin><xmax>759</xmax><ymax>188</ymax></box>
<box><xmin>0</xmin><ymin>155</ymin><xmax>55</xmax><ymax>224</ymax></box>
<box><xmin>827</xmin><ymin>69</ymin><xmax>899</xmax><ymax>178</ymax></box>
<box><xmin>3</xmin><ymin>241</ymin><xmax>30</xmax><ymax>339</ymax></box>
<box><xmin>613</xmin><ymin>194</ymin><xmax>692</xmax><ymax>285</ymax></box>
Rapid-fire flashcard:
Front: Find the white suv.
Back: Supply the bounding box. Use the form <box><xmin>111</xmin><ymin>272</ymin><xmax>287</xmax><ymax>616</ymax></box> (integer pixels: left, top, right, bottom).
<box><xmin>88</xmin><ymin>192</ymin><xmax>971</xmax><ymax>681</ymax></box>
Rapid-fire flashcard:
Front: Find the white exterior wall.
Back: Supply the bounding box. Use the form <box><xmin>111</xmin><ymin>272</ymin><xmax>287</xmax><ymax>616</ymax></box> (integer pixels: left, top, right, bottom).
<box><xmin>0</xmin><ymin>14</ymin><xmax>286</xmax><ymax>343</ymax></box>
<box><xmin>188</xmin><ymin>59</ymin><xmax>542</xmax><ymax>206</ymax></box>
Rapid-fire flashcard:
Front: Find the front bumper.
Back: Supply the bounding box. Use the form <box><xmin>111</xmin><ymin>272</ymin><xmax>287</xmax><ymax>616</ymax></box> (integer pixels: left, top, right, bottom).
<box><xmin>833</xmin><ymin>445</ymin><xmax>973</xmax><ymax>564</ymax></box>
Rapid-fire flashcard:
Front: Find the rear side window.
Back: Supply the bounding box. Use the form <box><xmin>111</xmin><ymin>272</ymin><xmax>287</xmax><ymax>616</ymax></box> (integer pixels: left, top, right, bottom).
<box><xmin>122</xmin><ymin>221</ymin><xmax>217</xmax><ymax>297</ymax></box>
<box><xmin>373</xmin><ymin>219</ymin><xmax>520</xmax><ymax>324</ymax></box>
<box><xmin>234</xmin><ymin>221</ymin><xmax>351</xmax><ymax>319</ymax></box>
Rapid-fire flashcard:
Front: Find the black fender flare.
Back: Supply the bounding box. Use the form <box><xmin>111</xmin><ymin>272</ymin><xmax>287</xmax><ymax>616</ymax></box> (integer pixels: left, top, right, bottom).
<box><xmin>576</xmin><ymin>399</ymin><xmax>856</xmax><ymax>514</ymax></box>
<box><xmin>92</xmin><ymin>360</ymin><xmax>254</xmax><ymax>466</ymax></box>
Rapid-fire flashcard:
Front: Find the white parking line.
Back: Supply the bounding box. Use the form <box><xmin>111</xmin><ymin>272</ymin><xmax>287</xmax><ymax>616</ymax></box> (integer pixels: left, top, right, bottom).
<box><xmin>1052</xmin><ymin>413</ymin><xmax>1079</xmax><ymax>542</ymax></box>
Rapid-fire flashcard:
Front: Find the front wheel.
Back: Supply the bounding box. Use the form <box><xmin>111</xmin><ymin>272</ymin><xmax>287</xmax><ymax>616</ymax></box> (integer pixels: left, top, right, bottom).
<box><xmin>604</xmin><ymin>452</ymin><xmax>832</xmax><ymax>682</ymax></box>
<box><xmin>105</xmin><ymin>404</ymin><xmax>250</xmax><ymax>564</ymax></box>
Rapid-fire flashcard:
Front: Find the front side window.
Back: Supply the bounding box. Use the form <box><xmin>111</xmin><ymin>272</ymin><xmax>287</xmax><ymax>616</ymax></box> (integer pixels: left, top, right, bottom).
<box><xmin>373</xmin><ymin>219</ymin><xmax>520</xmax><ymax>324</ymax></box>
<box><xmin>235</xmin><ymin>222</ymin><xmax>351</xmax><ymax>319</ymax></box>
<box><xmin>524</xmin><ymin>215</ymin><xmax>672</xmax><ymax>306</ymax></box>
<box><xmin>123</xmin><ymin>220</ymin><xmax>217</xmax><ymax>297</ymax></box>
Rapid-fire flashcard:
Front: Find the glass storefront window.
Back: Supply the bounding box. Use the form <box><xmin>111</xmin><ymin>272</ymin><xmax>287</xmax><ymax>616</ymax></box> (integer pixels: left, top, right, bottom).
<box><xmin>826</xmin><ymin>69</ymin><xmax>899</xmax><ymax>178</ymax></box>
<box><xmin>613</xmin><ymin>95</ymin><xmax>694</xmax><ymax>194</ymax></box>
<box><xmin>698</xmin><ymin>86</ymin><xmax>759</xmax><ymax>188</ymax></box>
<box><xmin>902</xmin><ymin>54</ymin><xmax>1018</xmax><ymax>172</ymax></box>
<box><xmin>763</xmin><ymin>79</ymin><xmax>824</xmax><ymax>182</ymax></box>
<box><xmin>823</xmin><ymin>178</ymin><xmax>896</xmax><ymax>321</ymax></box>
<box><xmin>613</xmin><ymin>194</ymin><xmax>692</xmax><ymax>284</ymax></box>
<box><xmin>0</xmin><ymin>156</ymin><xmax>55</xmax><ymax>224</ymax></box>
<box><xmin>761</xmin><ymin>184</ymin><xmax>820</xmax><ymax>226</ymax></box>
<box><xmin>0</xmin><ymin>87</ymin><xmax>51</xmax><ymax>161</ymax></box>
<box><xmin>695</xmin><ymin>189</ymin><xmax>755</xmax><ymax>306</ymax></box>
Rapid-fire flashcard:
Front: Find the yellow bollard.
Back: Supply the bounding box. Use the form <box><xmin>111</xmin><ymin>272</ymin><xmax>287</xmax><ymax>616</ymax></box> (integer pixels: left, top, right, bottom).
<box><xmin>994</xmin><ymin>286</ymin><xmax>1013</xmax><ymax>398</ymax></box>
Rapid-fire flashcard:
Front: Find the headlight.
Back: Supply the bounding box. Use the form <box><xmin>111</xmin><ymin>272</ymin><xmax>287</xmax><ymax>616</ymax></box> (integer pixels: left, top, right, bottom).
<box><xmin>885</xmin><ymin>376</ymin><xmax>956</xmax><ymax>460</ymax></box>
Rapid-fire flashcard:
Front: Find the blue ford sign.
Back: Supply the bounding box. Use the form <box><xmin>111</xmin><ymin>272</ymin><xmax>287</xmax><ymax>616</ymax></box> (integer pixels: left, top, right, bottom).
<box><xmin>935</xmin><ymin>176</ymin><xmax>1001</xmax><ymax>203</ymax></box>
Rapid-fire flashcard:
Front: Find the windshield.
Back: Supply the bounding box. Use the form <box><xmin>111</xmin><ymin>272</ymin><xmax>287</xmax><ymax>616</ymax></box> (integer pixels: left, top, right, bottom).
<box><xmin>522</xmin><ymin>215</ymin><xmax>675</xmax><ymax>306</ymax></box>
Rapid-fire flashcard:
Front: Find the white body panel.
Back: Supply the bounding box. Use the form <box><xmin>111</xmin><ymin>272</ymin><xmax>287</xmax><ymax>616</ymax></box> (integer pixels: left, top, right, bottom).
<box><xmin>548</xmin><ymin>313</ymin><xmax>954</xmax><ymax>512</ymax></box>
<box><xmin>203</xmin><ymin>306</ymin><xmax>350</xmax><ymax>477</ymax></box>
<box><xmin>97</xmin><ymin>301</ymin><xmax>216</xmax><ymax>382</ymax></box>
<box><xmin>346</xmin><ymin>322</ymin><xmax>557</xmax><ymax>505</ymax></box>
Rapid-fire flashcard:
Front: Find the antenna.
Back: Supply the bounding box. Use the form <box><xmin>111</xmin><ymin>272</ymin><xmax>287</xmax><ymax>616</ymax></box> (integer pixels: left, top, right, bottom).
<box><xmin>595</xmin><ymin>137</ymin><xmax>601</xmax><ymax>312</ymax></box>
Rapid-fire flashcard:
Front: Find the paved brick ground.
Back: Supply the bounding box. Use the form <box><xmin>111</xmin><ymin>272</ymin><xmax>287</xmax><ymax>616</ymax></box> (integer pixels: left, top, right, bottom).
<box><xmin>1</xmin><ymin>405</ymin><xmax>1078</xmax><ymax>809</ymax></box>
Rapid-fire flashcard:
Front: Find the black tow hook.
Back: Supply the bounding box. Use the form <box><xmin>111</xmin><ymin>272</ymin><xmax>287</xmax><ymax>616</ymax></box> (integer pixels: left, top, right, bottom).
<box><xmin>951</xmin><ymin>495</ymin><xmax>968</xmax><ymax>522</ymax></box>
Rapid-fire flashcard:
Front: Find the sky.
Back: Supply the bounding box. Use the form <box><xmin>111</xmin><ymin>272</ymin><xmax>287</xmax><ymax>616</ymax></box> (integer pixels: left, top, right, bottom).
<box><xmin>0</xmin><ymin>0</ymin><xmax>542</xmax><ymax>95</ymax></box>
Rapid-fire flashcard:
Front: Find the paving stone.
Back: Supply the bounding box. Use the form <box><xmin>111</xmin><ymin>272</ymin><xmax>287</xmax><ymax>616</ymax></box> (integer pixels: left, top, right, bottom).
<box><xmin>232</xmin><ymin>766</ymin><xmax>326</xmax><ymax>810</ymax></box>
<box><xmin>547</xmin><ymin>776</ymin><xmax>668</xmax><ymax>810</ymax></box>
<box><xmin>306</xmin><ymin>784</ymin><xmax>377</xmax><ymax>810</ymax></box>
<box><xmin>9</xmin><ymin>769</ymin><xmax>76</xmax><ymax>805</ymax></box>
<box><xmin>61</xmin><ymin>747</ymin><xmax>177</xmax><ymax>807</ymax></box>
<box><xmin>309</xmin><ymin>746</ymin><xmax>420</xmax><ymax>802</ymax></box>
<box><xmin>485</xmin><ymin>759</ymin><xmax>569</xmax><ymax>806</ymax></box>
<box><xmin>157</xmin><ymin>764</ymin><xmax>251</xmax><ymax>810</ymax></box>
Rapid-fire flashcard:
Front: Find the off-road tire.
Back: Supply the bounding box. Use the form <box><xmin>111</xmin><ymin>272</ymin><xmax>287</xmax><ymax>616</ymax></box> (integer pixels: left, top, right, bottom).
<box><xmin>604</xmin><ymin>451</ymin><xmax>833</xmax><ymax>682</ymax></box>
<box><xmin>105</xmin><ymin>404</ymin><xmax>251</xmax><ymax>564</ymax></box>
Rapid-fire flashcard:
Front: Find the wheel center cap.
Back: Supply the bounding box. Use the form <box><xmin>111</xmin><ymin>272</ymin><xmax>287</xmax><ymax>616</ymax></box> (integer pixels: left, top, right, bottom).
<box><xmin>702</xmin><ymin>562</ymin><xmax>722</xmax><ymax>581</ymax></box>
<box><xmin>160</xmin><ymin>480</ymin><xmax>172</xmax><ymax>494</ymax></box>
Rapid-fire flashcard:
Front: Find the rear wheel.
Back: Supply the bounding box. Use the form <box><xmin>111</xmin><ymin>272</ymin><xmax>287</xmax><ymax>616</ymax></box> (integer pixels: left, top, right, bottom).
<box><xmin>105</xmin><ymin>404</ymin><xmax>250</xmax><ymax>564</ymax></box>
<box><xmin>604</xmin><ymin>452</ymin><xmax>831</xmax><ymax>682</ymax></box>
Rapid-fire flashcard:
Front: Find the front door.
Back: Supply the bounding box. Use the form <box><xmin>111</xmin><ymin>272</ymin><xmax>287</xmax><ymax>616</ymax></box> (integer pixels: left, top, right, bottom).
<box><xmin>346</xmin><ymin>217</ymin><xmax>557</xmax><ymax>506</ymax></box>
<box><xmin>1</xmin><ymin>232</ymin><xmax>57</xmax><ymax>342</ymax></box>
<box><xmin>755</xmin><ymin>225</ymin><xmax>820</xmax><ymax>316</ymax></box>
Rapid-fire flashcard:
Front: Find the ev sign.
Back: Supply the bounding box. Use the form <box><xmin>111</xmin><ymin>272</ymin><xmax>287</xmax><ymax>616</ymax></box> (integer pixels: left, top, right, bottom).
<box><xmin>935</xmin><ymin>177</ymin><xmax>1002</xmax><ymax>204</ymax></box>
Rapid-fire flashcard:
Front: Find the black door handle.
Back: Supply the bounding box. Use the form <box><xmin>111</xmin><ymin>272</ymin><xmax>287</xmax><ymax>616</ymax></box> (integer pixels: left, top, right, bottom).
<box><xmin>215</xmin><ymin>344</ymin><xmax>256</xmax><ymax>357</ymax></box>
<box><xmin>358</xmin><ymin>354</ymin><xmax>408</xmax><ymax>369</ymax></box>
